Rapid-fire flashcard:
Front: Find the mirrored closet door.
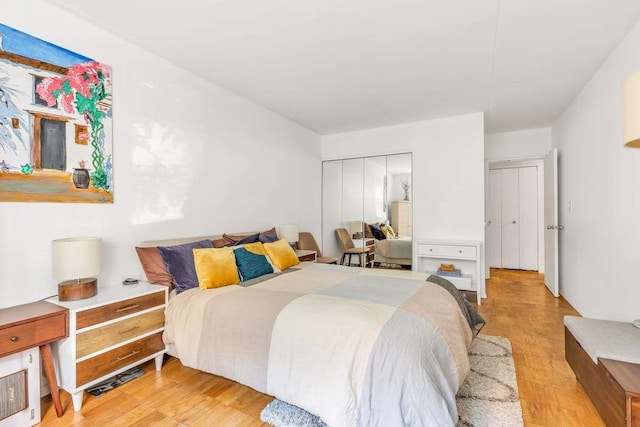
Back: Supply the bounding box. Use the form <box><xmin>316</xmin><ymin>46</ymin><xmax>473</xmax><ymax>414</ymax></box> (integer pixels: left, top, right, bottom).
<box><xmin>322</xmin><ymin>153</ymin><xmax>412</xmax><ymax>265</ymax></box>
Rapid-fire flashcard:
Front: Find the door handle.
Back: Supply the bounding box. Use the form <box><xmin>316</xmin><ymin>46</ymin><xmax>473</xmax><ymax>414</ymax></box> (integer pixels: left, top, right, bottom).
<box><xmin>558</xmin><ymin>225</ymin><xmax>564</xmax><ymax>230</ymax></box>
<box><xmin>546</xmin><ymin>225</ymin><xmax>553</xmax><ymax>230</ymax></box>
<box><xmin>512</xmin><ymin>220</ymin><xmax>516</xmax><ymax>224</ymax></box>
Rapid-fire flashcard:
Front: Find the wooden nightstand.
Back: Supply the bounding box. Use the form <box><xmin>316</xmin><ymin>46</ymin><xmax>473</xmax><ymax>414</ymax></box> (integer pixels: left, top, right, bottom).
<box><xmin>364</xmin><ymin>238</ymin><xmax>375</xmax><ymax>267</ymax></box>
<box><xmin>47</xmin><ymin>282</ymin><xmax>167</xmax><ymax>411</ymax></box>
<box><xmin>0</xmin><ymin>301</ymin><xmax>69</xmax><ymax>418</ymax></box>
<box><xmin>295</xmin><ymin>249</ymin><xmax>317</xmax><ymax>262</ymax></box>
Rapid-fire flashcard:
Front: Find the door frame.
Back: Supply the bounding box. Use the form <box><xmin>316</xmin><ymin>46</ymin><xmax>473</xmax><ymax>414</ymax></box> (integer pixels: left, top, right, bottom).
<box><xmin>485</xmin><ymin>158</ymin><xmax>544</xmax><ymax>277</ymax></box>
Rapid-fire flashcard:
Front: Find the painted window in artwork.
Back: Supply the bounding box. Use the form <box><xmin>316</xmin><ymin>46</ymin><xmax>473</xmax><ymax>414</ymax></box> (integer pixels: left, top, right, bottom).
<box><xmin>33</xmin><ymin>76</ymin><xmax>57</xmax><ymax>108</ymax></box>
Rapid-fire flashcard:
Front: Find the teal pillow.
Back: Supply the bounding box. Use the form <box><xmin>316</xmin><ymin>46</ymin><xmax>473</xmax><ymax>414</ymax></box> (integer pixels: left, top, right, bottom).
<box><xmin>234</xmin><ymin>247</ymin><xmax>273</xmax><ymax>281</ymax></box>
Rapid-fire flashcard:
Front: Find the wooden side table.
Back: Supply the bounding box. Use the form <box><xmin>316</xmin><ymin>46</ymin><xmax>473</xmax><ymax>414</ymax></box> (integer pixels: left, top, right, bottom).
<box><xmin>295</xmin><ymin>249</ymin><xmax>317</xmax><ymax>262</ymax></box>
<box><xmin>47</xmin><ymin>283</ymin><xmax>167</xmax><ymax>411</ymax></box>
<box><xmin>0</xmin><ymin>301</ymin><xmax>69</xmax><ymax>417</ymax></box>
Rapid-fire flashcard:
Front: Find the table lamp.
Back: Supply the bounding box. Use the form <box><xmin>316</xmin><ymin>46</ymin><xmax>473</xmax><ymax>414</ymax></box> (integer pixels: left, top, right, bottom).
<box><xmin>624</xmin><ymin>70</ymin><xmax>640</xmax><ymax>148</ymax></box>
<box><xmin>349</xmin><ymin>220</ymin><xmax>363</xmax><ymax>239</ymax></box>
<box><xmin>52</xmin><ymin>237</ymin><xmax>102</xmax><ymax>301</ymax></box>
<box><xmin>278</xmin><ymin>224</ymin><xmax>299</xmax><ymax>249</ymax></box>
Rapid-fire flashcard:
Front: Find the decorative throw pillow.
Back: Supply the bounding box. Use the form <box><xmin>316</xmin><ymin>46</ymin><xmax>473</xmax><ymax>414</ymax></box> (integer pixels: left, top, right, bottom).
<box><xmin>212</xmin><ymin>238</ymin><xmax>226</xmax><ymax>248</ymax></box>
<box><xmin>364</xmin><ymin>223</ymin><xmax>374</xmax><ymax>239</ymax></box>
<box><xmin>157</xmin><ymin>239</ymin><xmax>213</xmax><ymax>293</ymax></box>
<box><xmin>380</xmin><ymin>226</ymin><xmax>390</xmax><ymax>239</ymax></box>
<box><xmin>258</xmin><ymin>227</ymin><xmax>278</xmax><ymax>243</ymax></box>
<box><xmin>387</xmin><ymin>225</ymin><xmax>396</xmax><ymax>238</ymax></box>
<box><xmin>135</xmin><ymin>246</ymin><xmax>173</xmax><ymax>288</ymax></box>
<box><xmin>193</xmin><ymin>247</ymin><xmax>240</xmax><ymax>289</ymax></box>
<box><xmin>233</xmin><ymin>243</ymin><xmax>274</xmax><ymax>281</ymax></box>
<box><xmin>263</xmin><ymin>239</ymin><xmax>300</xmax><ymax>271</ymax></box>
<box><xmin>222</xmin><ymin>232</ymin><xmax>260</xmax><ymax>247</ymax></box>
<box><xmin>369</xmin><ymin>223</ymin><xmax>386</xmax><ymax>240</ymax></box>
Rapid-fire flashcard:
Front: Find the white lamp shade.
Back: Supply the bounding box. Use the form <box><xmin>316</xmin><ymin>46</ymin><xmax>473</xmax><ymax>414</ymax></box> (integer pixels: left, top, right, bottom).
<box><xmin>52</xmin><ymin>237</ymin><xmax>102</xmax><ymax>280</ymax></box>
<box><xmin>349</xmin><ymin>221</ymin><xmax>363</xmax><ymax>234</ymax></box>
<box><xmin>624</xmin><ymin>70</ymin><xmax>640</xmax><ymax>148</ymax></box>
<box><xmin>278</xmin><ymin>224</ymin><xmax>299</xmax><ymax>243</ymax></box>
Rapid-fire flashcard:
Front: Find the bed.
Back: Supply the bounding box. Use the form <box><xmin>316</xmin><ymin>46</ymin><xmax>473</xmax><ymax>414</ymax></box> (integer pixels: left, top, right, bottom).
<box><xmin>374</xmin><ymin>236</ymin><xmax>412</xmax><ymax>266</ymax></box>
<box><xmin>138</xmin><ymin>235</ymin><xmax>483</xmax><ymax>426</ymax></box>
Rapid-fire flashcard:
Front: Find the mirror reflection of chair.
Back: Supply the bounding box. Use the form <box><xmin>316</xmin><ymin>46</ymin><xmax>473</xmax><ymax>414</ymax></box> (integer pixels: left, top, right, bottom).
<box><xmin>335</xmin><ymin>228</ymin><xmax>368</xmax><ymax>267</ymax></box>
<box><xmin>298</xmin><ymin>232</ymin><xmax>338</xmax><ymax>264</ymax></box>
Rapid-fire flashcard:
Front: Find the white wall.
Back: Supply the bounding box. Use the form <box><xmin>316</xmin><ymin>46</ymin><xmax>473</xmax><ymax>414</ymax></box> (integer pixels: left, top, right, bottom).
<box><xmin>485</xmin><ymin>128</ymin><xmax>552</xmax><ymax>161</ymax></box>
<box><xmin>322</xmin><ymin>112</ymin><xmax>485</xmax><ymax>245</ymax></box>
<box><xmin>0</xmin><ymin>0</ymin><xmax>322</xmax><ymax>309</ymax></box>
<box><xmin>552</xmin><ymin>17</ymin><xmax>640</xmax><ymax>321</ymax></box>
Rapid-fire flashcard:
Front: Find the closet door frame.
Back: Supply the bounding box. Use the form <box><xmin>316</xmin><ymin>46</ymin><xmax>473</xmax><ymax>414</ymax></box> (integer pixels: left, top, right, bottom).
<box><xmin>486</xmin><ymin>158</ymin><xmax>545</xmax><ymax>273</ymax></box>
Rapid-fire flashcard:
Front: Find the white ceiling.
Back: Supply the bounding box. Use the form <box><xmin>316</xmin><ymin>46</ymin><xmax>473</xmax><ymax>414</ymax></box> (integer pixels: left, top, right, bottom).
<box><xmin>44</xmin><ymin>0</ymin><xmax>640</xmax><ymax>135</ymax></box>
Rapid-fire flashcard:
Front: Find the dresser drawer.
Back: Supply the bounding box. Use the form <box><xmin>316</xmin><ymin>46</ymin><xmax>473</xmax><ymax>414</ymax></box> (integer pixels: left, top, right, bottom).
<box><xmin>417</xmin><ymin>244</ymin><xmax>476</xmax><ymax>258</ymax></box>
<box><xmin>0</xmin><ymin>312</ymin><xmax>67</xmax><ymax>355</ymax></box>
<box><xmin>76</xmin><ymin>308</ymin><xmax>165</xmax><ymax>358</ymax></box>
<box><xmin>76</xmin><ymin>292</ymin><xmax>165</xmax><ymax>329</ymax></box>
<box><xmin>76</xmin><ymin>332</ymin><xmax>164</xmax><ymax>387</ymax></box>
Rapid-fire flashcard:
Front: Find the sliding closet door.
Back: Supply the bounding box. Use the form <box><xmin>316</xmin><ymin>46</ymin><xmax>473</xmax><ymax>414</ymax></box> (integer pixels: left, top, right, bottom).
<box><xmin>518</xmin><ymin>167</ymin><xmax>538</xmax><ymax>270</ymax></box>
<box><xmin>322</xmin><ymin>161</ymin><xmax>343</xmax><ymax>258</ymax></box>
<box><xmin>489</xmin><ymin>165</ymin><xmax>539</xmax><ymax>271</ymax></box>
<box><xmin>342</xmin><ymin>158</ymin><xmax>364</xmax><ymax>240</ymax></box>
<box><xmin>363</xmin><ymin>157</ymin><xmax>387</xmax><ymax>226</ymax></box>
<box><xmin>500</xmin><ymin>168</ymin><xmax>520</xmax><ymax>269</ymax></box>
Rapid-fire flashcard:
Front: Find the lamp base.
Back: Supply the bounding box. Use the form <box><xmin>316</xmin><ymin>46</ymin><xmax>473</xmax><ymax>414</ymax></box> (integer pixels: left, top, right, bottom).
<box><xmin>58</xmin><ymin>278</ymin><xmax>97</xmax><ymax>301</ymax></box>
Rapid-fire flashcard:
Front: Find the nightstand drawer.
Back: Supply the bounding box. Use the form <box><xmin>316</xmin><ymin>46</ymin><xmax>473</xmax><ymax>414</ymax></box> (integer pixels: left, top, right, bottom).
<box><xmin>76</xmin><ymin>292</ymin><xmax>165</xmax><ymax>329</ymax></box>
<box><xmin>76</xmin><ymin>308</ymin><xmax>165</xmax><ymax>358</ymax></box>
<box><xmin>417</xmin><ymin>244</ymin><xmax>476</xmax><ymax>258</ymax></box>
<box><xmin>0</xmin><ymin>312</ymin><xmax>67</xmax><ymax>355</ymax></box>
<box><xmin>76</xmin><ymin>332</ymin><xmax>164</xmax><ymax>387</ymax></box>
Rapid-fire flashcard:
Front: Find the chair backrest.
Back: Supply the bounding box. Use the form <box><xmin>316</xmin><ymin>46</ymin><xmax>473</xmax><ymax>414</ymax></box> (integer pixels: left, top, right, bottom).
<box><xmin>298</xmin><ymin>232</ymin><xmax>322</xmax><ymax>257</ymax></box>
<box><xmin>335</xmin><ymin>228</ymin><xmax>355</xmax><ymax>251</ymax></box>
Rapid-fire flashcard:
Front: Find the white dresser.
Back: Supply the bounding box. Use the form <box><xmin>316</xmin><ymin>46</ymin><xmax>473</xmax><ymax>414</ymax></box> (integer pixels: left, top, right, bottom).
<box><xmin>414</xmin><ymin>239</ymin><xmax>483</xmax><ymax>304</ymax></box>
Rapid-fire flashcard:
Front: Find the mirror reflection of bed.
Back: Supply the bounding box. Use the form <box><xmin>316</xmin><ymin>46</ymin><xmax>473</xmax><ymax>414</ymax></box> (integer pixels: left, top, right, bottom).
<box><xmin>322</xmin><ymin>153</ymin><xmax>412</xmax><ymax>269</ymax></box>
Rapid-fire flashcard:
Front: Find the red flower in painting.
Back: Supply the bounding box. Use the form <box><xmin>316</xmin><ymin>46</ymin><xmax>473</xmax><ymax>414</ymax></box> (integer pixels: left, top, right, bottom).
<box><xmin>35</xmin><ymin>77</ymin><xmax>63</xmax><ymax>107</ymax></box>
<box><xmin>67</xmin><ymin>71</ymin><xmax>91</xmax><ymax>98</ymax></box>
<box><xmin>60</xmin><ymin>93</ymin><xmax>75</xmax><ymax>114</ymax></box>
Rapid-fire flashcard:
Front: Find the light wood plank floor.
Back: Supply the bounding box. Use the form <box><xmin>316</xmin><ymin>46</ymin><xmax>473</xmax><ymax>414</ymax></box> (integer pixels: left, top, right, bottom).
<box><xmin>40</xmin><ymin>268</ymin><xmax>603</xmax><ymax>426</ymax></box>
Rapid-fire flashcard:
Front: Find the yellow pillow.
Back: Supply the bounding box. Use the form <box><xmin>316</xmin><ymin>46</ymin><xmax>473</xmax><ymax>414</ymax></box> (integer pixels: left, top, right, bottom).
<box><xmin>241</xmin><ymin>242</ymin><xmax>268</xmax><ymax>255</ymax></box>
<box><xmin>193</xmin><ymin>247</ymin><xmax>240</xmax><ymax>289</ymax></box>
<box><xmin>263</xmin><ymin>239</ymin><xmax>300</xmax><ymax>271</ymax></box>
<box><xmin>380</xmin><ymin>226</ymin><xmax>390</xmax><ymax>239</ymax></box>
<box><xmin>387</xmin><ymin>225</ymin><xmax>396</xmax><ymax>238</ymax></box>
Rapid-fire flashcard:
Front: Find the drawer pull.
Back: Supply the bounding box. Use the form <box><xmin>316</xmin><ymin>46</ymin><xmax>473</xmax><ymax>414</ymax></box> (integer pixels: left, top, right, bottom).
<box><xmin>10</xmin><ymin>336</ymin><xmax>18</xmax><ymax>342</ymax></box>
<box><xmin>116</xmin><ymin>304</ymin><xmax>140</xmax><ymax>313</ymax></box>
<box><xmin>116</xmin><ymin>350</ymin><xmax>140</xmax><ymax>361</ymax></box>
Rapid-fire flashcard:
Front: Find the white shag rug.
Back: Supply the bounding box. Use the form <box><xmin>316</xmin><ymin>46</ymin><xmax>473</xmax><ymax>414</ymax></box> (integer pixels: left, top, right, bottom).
<box><xmin>261</xmin><ymin>334</ymin><xmax>523</xmax><ymax>427</ymax></box>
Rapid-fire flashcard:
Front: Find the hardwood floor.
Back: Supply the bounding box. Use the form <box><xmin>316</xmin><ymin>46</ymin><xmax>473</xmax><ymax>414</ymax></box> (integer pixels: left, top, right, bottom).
<box><xmin>477</xmin><ymin>269</ymin><xmax>603</xmax><ymax>427</ymax></box>
<box><xmin>40</xmin><ymin>268</ymin><xmax>602</xmax><ymax>426</ymax></box>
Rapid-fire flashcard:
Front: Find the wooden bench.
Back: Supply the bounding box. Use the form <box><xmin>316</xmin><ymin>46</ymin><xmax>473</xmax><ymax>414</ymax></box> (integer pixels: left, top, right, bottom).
<box><xmin>564</xmin><ymin>316</ymin><xmax>640</xmax><ymax>426</ymax></box>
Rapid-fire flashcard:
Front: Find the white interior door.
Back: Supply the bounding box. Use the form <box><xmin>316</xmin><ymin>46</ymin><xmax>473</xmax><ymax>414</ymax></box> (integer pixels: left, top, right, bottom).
<box><xmin>544</xmin><ymin>149</ymin><xmax>559</xmax><ymax>297</ymax></box>
<box><xmin>487</xmin><ymin>169</ymin><xmax>502</xmax><ymax>268</ymax></box>
<box><xmin>519</xmin><ymin>167</ymin><xmax>538</xmax><ymax>270</ymax></box>
<box><xmin>501</xmin><ymin>168</ymin><xmax>520</xmax><ymax>269</ymax></box>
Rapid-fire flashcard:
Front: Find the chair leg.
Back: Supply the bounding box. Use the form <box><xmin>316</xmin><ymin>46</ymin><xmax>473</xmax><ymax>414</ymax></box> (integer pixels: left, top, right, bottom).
<box><xmin>341</xmin><ymin>253</ymin><xmax>346</xmax><ymax>265</ymax></box>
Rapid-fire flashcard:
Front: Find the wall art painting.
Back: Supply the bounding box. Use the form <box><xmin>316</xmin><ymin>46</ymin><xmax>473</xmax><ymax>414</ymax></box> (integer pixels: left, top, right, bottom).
<box><xmin>0</xmin><ymin>23</ymin><xmax>112</xmax><ymax>203</ymax></box>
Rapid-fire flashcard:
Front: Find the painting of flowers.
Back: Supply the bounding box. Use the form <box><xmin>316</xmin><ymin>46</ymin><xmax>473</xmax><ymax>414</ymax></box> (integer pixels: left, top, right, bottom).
<box><xmin>0</xmin><ymin>22</ymin><xmax>112</xmax><ymax>203</ymax></box>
